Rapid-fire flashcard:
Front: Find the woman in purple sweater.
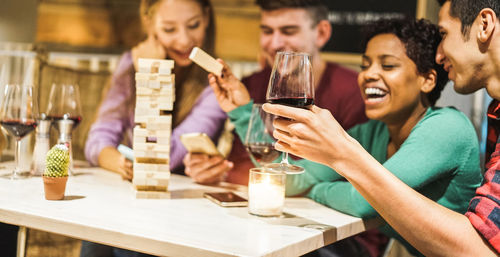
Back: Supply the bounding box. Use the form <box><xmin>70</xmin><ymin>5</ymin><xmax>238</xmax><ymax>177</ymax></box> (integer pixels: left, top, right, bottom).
<box><xmin>84</xmin><ymin>0</ymin><xmax>226</xmax><ymax>180</ymax></box>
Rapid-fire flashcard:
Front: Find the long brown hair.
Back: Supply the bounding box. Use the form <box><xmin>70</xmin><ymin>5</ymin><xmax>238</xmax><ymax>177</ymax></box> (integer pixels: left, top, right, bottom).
<box><xmin>139</xmin><ymin>0</ymin><xmax>216</xmax><ymax>127</ymax></box>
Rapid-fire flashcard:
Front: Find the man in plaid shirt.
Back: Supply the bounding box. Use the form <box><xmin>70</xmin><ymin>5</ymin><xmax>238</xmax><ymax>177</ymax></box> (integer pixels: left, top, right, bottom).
<box><xmin>465</xmin><ymin>99</ymin><xmax>500</xmax><ymax>253</ymax></box>
<box><xmin>262</xmin><ymin>0</ymin><xmax>500</xmax><ymax>255</ymax></box>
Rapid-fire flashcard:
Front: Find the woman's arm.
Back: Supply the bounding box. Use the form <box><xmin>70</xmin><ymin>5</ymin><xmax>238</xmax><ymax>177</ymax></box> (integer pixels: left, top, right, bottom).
<box><xmin>169</xmin><ymin>86</ymin><xmax>227</xmax><ymax>171</ymax></box>
<box><xmin>85</xmin><ymin>53</ymin><xmax>134</xmax><ymax>174</ymax></box>
<box><xmin>263</xmin><ymin>103</ymin><xmax>496</xmax><ymax>257</ymax></box>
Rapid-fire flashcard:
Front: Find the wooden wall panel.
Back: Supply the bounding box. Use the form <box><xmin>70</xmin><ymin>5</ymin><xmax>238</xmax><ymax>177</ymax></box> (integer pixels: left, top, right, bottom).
<box><xmin>35</xmin><ymin>0</ymin><xmax>260</xmax><ymax>60</ymax></box>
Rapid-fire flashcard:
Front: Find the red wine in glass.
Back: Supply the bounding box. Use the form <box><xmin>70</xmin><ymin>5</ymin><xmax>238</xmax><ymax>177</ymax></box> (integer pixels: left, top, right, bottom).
<box><xmin>246</xmin><ymin>142</ymin><xmax>280</xmax><ymax>165</ymax></box>
<box><xmin>265</xmin><ymin>51</ymin><xmax>314</xmax><ymax>174</ymax></box>
<box><xmin>0</xmin><ymin>119</ymin><xmax>37</xmax><ymax>139</ymax></box>
<box><xmin>45</xmin><ymin>83</ymin><xmax>82</xmax><ymax>132</ymax></box>
<box><xmin>0</xmin><ymin>84</ymin><xmax>38</xmax><ymax>179</ymax></box>
<box><xmin>268</xmin><ymin>97</ymin><xmax>314</xmax><ymax>109</ymax></box>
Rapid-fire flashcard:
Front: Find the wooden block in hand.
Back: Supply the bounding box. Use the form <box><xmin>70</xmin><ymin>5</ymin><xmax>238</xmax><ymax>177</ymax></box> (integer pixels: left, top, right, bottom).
<box><xmin>189</xmin><ymin>47</ymin><xmax>223</xmax><ymax>76</ymax></box>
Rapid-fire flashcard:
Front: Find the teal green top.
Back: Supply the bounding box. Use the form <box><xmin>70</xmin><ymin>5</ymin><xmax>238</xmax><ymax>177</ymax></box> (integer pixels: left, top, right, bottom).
<box><xmin>229</xmin><ymin>102</ymin><xmax>482</xmax><ymax>256</ymax></box>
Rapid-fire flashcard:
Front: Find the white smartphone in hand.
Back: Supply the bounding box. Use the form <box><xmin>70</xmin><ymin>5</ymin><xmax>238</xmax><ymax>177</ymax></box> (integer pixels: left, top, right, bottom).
<box><xmin>180</xmin><ymin>133</ymin><xmax>221</xmax><ymax>156</ymax></box>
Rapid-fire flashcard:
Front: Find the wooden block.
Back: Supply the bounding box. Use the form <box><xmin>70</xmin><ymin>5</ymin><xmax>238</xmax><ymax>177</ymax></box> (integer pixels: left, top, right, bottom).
<box><xmin>134</xmin><ymin>189</ymin><xmax>171</xmax><ymax>199</ymax></box>
<box><xmin>134</xmin><ymin>184</ymin><xmax>168</xmax><ymax>191</ymax></box>
<box><xmin>134</xmin><ymin>150</ymin><xmax>170</xmax><ymax>160</ymax></box>
<box><xmin>134</xmin><ymin>177</ymin><xmax>169</xmax><ymax>186</ymax></box>
<box><xmin>133</xmin><ymin>129</ymin><xmax>170</xmax><ymax>145</ymax></box>
<box><xmin>135</xmin><ymin>107</ymin><xmax>173</xmax><ymax>121</ymax></box>
<box><xmin>133</xmin><ymin>142</ymin><xmax>170</xmax><ymax>152</ymax></box>
<box><xmin>135</xmin><ymin>100</ymin><xmax>174</xmax><ymax>112</ymax></box>
<box><xmin>134</xmin><ymin>135</ymin><xmax>170</xmax><ymax>146</ymax></box>
<box><xmin>134</xmin><ymin>126</ymin><xmax>171</xmax><ymax>137</ymax></box>
<box><xmin>136</xmin><ymin>86</ymin><xmax>174</xmax><ymax>97</ymax></box>
<box><xmin>136</xmin><ymin>95</ymin><xmax>174</xmax><ymax>103</ymax></box>
<box><xmin>189</xmin><ymin>47</ymin><xmax>223</xmax><ymax>76</ymax></box>
<box><xmin>135</xmin><ymin>73</ymin><xmax>174</xmax><ymax>83</ymax></box>
<box><xmin>134</xmin><ymin>169</ymin><xmax>171</xmax><ymax>179</ymax></box>
<box><xmin>134</xmin><ymin>164</ymin><xmax>170</xmax><ymax>173</ymax></box>
<box><xmin>135</xmin><ymin>115</ymin><xmax>172</xmax><ymax>127</ymax></box>
<box><xmin>134</xmin><ymin>156</ymin><xmax>169</xmax><ymax>165</ymax></box>
<box><xmin>137</xmin><ymin>59</ymin><xmax>174</xmax><ymax>74</ymax></box>
<box><xmin>135</xmin><ymin>74</ymin><xmax>174</xmax><ymax>90</ymax></box>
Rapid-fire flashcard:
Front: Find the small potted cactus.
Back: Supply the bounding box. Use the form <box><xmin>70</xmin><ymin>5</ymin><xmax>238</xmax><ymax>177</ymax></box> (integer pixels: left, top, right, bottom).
<box><xmin>42</xmin><ymin>144</ymin><xmax>70</xmax><ymax>200</ymax></box>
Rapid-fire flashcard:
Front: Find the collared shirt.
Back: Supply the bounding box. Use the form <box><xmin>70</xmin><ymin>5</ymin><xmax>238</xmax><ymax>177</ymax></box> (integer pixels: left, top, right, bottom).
<box><xmin>466</xmin><ymin>99</ymin><xmax>500</xmax><ymax>254</ymax></box>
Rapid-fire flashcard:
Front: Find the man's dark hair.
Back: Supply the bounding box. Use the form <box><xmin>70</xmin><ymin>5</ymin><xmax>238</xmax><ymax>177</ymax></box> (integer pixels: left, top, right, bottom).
<box><xmin>255</xmin><ymin>0</ymin><xmax>328</xmax><ymax>26</ymax></box>
<box><xmin>361</xmin><ymin>18</ymin><xmax>448</xmax><ymax>106</ymax></box>
<box><xmin>437</xmin><ymin>0</ymin><xmax>500</xmax><ymax>38</ymax></box>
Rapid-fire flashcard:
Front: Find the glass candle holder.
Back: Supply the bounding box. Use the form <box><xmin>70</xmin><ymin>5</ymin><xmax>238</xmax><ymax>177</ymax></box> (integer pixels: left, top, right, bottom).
<box><xmin>248</xmin><ymin>168</ymin><xmax>286</xmax><ymax>217</ymax></box>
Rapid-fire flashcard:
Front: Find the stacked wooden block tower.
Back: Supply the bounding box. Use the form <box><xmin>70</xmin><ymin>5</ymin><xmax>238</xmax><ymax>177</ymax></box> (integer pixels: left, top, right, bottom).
<box><xmin>133</xmin><ymin>58</ymin><xmax>175</xmax><ymax>199</ymax></box>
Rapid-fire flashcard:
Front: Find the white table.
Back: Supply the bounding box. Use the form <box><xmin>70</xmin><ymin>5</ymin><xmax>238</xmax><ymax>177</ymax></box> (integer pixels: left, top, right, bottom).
<box><xmin>0</xmin><ymin>164</ymin><xmax>377</xmax><ymax>257</ymax></box>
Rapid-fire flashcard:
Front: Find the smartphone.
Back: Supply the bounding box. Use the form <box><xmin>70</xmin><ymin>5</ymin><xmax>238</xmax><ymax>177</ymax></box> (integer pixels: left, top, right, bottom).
<box><xmin>203</xmin><ymin>192</ymin><xmax>248</xmax><ymax>207</ymax></box>
<box><xmin>117</xmin><ymin>144</ymin><xmax>134</xmax><ymax>161</ymax></box>
<box><xmin>180</xmin><ymin>133</ymin><xmax>221</xmax><ymax>156</ymax></box>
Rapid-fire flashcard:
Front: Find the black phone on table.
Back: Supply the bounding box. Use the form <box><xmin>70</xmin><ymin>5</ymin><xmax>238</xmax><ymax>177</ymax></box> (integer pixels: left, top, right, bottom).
<box><xmin>203</xmin><ymin>192</ymin><xmax>248</xmax><ymax>207</ymax></box>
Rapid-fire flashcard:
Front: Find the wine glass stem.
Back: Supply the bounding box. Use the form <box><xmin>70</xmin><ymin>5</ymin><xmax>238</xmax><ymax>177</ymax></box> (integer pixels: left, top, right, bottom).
<box><xmin>281</xmin><ymin>152</ymin><xmax>290</xmax><ymax>165</ymax></box>
<box><xmin>14</xmin><ymin>139</ymin><xmax>21</xmax><ymax>177</ymax></box>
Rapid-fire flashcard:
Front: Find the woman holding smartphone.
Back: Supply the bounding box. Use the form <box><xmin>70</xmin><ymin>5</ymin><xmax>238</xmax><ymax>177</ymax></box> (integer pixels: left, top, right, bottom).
<box><xmin>84</xmin><ymin>0</ymin><xmax>226</xmax><ymax>181</ymax></box>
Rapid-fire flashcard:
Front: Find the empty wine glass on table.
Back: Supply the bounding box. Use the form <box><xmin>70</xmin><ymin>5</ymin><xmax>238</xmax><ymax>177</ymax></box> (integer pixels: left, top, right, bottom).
<box><xmin>0</xmin><ymin>84</ymin><xmax>38</xmax><ymax>179</ymax></box>
<box><xmin>265</xmin><ymin>51</ymin><xmax>314</xmax><ymax>174</ymax></box>
<box><xmin>45</xmin><ymin>83</ymin><xmax>82</xmax><ymax>174</ymax></box>
<box><xmin>245</xmin><ymin>104</ymin><xmax>280</xmax><ymax>167</ymax></box>
<box><xmin>46</xmin><ymin>83</ymin><xmax>82</xmax><ymax>131</ymax></box>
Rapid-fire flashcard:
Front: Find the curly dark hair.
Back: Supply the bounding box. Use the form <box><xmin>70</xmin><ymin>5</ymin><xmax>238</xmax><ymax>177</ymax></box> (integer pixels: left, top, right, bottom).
<box><xmin>437</xmin><ymin>0</ymin><xmax>500</xmax><ymax>39</ymax></box>
<box><xmin>361</xmin><ymin>18</ymin><xmax>448</xmax><ymax>106</ymax></box>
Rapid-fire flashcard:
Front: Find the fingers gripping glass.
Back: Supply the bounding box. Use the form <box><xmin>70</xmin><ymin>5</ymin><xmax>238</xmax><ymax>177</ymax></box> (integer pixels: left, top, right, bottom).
<box><xmin>265</xmin><ymin>51</ymin><xmax>314</xmax><ymax>174</ymax></box>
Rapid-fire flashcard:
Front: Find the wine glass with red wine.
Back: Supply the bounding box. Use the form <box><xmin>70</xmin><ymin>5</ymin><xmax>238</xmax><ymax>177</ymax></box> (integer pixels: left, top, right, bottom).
<box><xmin>245</xmin><ymin>104</ymin><xmax>280</xmax><ymax>166</ymax></box>
<box><xmin>46</xmin><ymin>83</ymin><xmax>82</xmax><ymax>131</ymax></box>
<box><xmin>265</xmin><ymin>51</ymin><xmax>314</xmax><ymax>174</ymax></box>
<box><xmin>0</xmin><ymin>84</ymin><xmax>38</xmax><ymax>179</ymax></box>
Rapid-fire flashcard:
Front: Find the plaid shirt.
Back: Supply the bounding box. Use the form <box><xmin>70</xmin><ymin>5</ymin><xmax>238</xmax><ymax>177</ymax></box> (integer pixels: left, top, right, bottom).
<box><xmin>466</xmin><ymin>99</ymin><xmax>500</xmax><ymax>253</ymax></box>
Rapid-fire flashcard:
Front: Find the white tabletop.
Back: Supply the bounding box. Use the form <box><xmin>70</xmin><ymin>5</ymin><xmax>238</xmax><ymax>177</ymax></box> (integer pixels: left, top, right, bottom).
<box><xmin>0</xmin><ymin>163</ymin><xmax>375</xmax><ymax>257</ymax></box>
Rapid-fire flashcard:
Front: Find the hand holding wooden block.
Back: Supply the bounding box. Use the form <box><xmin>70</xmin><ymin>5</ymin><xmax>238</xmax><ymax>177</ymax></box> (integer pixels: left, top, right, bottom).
<box><xmin>189</xmin><ymin>47</ymin><xmax>223</xmax><ymax>76</ymax></box>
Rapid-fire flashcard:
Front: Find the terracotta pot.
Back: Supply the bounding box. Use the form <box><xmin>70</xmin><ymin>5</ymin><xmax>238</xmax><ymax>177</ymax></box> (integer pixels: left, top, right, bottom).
<box><xmin>43</xmin><ymin>176</ymin><xmax>68</xmax><ymax>200</ymax></box>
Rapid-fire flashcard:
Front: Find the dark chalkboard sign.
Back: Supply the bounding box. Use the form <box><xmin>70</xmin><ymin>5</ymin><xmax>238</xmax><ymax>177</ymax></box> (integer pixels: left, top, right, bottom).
<box><xmin>322</xmin><ymin>0</ymin><xmax>419</xmax><ymax>54</ymax></box>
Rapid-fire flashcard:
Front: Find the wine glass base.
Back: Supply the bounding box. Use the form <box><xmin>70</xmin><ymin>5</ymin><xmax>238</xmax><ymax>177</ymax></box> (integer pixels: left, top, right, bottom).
<box><xmin>264</xmin><ymin>163</ymin><xmax>304</xmax><ymax>174</ymax></box>
<box><xmin>1</xmin><ymin>171</ymin><xmax>31</xmax><ymax>180</ymax></box>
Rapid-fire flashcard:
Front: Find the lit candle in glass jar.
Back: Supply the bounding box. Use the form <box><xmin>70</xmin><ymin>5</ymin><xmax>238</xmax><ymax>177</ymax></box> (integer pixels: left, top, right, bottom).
<box><xmin>248</xmin><ymin>168</ymin><xmax>286</xmax><ymax>217</ymax></box>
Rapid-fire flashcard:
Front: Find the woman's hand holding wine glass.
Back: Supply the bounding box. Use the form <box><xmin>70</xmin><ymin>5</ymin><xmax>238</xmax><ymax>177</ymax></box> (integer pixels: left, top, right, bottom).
<box><xmin>264</xmin><ymin>51</ymin><xmax>314</xmax><ymax>174</ymax></box>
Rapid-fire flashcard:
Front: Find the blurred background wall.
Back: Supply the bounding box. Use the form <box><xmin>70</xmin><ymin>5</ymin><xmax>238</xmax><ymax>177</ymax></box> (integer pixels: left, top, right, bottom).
<box><xmin>0</xmin><ymin>0</ymin><xmax>38</xmax><ymax>43</ymax></box>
